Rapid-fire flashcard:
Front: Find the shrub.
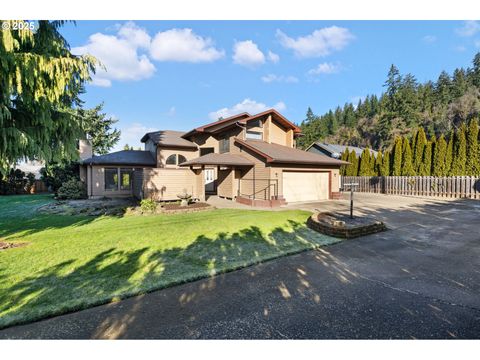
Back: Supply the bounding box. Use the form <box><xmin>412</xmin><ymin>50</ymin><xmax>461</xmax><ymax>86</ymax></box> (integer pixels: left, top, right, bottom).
<box><xmin>40</xmin><ymin>162</ymin><xmax>80</xmax><ymax>195</ymax></box>
<box><xmin>140</xmin><ymin>198</ymin><xmax>157</xmax><ymax>213</ymax></box>
<box><xmin>57</xmin><ymin>179</ymin><xmax>87</xmax><ymax>200</ymax></box>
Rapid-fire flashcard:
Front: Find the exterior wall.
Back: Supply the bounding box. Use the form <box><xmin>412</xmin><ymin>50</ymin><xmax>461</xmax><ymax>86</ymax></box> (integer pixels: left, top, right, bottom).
<box><xmin>157</xmin><ymin>147</ymin><xmax>197</xmax><ymax>168</ymax></box>
<box><xmin>144</xmin><ymin>139</ymin><xmax>157</xmax><ymax>160</ymax></box>
<box><xmin>87</xmin><ymin>165</ymin><xmax>137</xmax><ymax>198</ymax></box>
<box><xmin>143</xmin><ymin>168</ymin><xmax>204</xmax><ymax>201</ymax></box>
<box><xmin>79</xmin><ymin>139</ymin><xmax>92</xmax><ymax>160</ymax></box>
<box><xmin>269</xmin><ymin>119</ymin><xmax>288</xmax><ymax>146</ymax></box>
<box><xmin>133</xmin><ymin>169</ymin><xmax>144</xmax><ymax>199</ymax></box>
<box><xmin>217</xmin><ymin>169</ymin><xmax>234</xmax><ymax>198</ymax></box>
<box><xmin>190</xmin><ymin>133</ymin><xmax>219</xmax><ymax>154</ymax></box>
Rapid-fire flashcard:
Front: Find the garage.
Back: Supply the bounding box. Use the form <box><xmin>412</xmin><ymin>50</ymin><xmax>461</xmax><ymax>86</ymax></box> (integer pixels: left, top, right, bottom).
<box><xmin>282</xmin><ymin>171</ymin><xmax>329</xmax><ymax>202</ymax></box>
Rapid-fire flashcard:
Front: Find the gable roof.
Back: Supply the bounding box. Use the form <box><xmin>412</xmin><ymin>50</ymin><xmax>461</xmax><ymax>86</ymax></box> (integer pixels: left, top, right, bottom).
<box><xmin>307</xmin><ymin>142</ymin><xmax>378</xmax><ymax>158</ymax></box>
<box><xmin>179</xmin><ymin>152</ymin><xmax>254</xmax><ymax>167</ymax></box>
<box><xmin>140</xmin><ymin>130</ymin><xmax>197</xmax><ymax>149</ymax></box>
<box><xmin>81</xmin><ymin>150</ymin><xmax>156</xmax><ymax>167</ymax></box>
<box><xmin>235</xmin><ymin>138</ymin><xmax>348</xmax><ymax>166</ymax></box>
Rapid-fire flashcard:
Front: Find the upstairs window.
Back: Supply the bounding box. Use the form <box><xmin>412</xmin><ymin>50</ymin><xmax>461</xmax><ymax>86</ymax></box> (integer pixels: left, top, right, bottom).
<box><xmin>246</xmin><ymin>131</ymin><xmax>262</xmax><ymax>140</ymax></box>
<box><xmin>166</xmin><ymin>154</ymin><xmax>187</xmax><ymax>166</ymax></box>
<box><xmin>178</xmin><ymin>155</ymin><xmax>187</xmax><ymax>164</ymax></box>
<box><xmin>219</xmin><ymin>137</ymin><xmax>230</xmax><ymax>153</ymax></box>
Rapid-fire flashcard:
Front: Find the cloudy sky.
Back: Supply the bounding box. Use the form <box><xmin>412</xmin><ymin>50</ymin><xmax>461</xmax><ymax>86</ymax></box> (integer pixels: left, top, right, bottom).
<box><xmin>62</xmin><ymin>21</ymin><xmax>480</xmax><ymax>150</ymax></box>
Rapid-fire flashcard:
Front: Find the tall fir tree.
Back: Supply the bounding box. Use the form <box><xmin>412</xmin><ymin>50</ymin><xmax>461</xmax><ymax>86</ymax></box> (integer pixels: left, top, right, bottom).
<box><xmin>450</xmin><ymin>123</ymin><xmax>467</xmax><ymax>175</ymax></box>
<box><xmin>358</xmin><ymin>148</ymin><xmax>372</xmax><ymax>176</ymax></box>
<box><xmin>445</xmin><ymin>130</ymin><xmax>455</xmax><ymax>175</ymax></box>
<box><xmin>401</xmin><ymin>137</ymin><xmax>415</xmax><ymax>176</ymax></box>
<box><xmin>339</xmin><ymin>149</ymin><xmax>350</xmax><ymax>176</ymax></box>
<box><xmin>419</xmin><ymin>140</ymin><xmax>433</xmax><ymax>176</ymax></box>
<box><xmin>433</xmin><ymin>134</ymin><xmax>447</xmax><ymax>176</ymax></box>
<box><xmin>346</xmin><ymin>150</ymin><xmax>359</xmax><ymax>176</ymax></box>
<box><xmin>381</xmin><ymin>150</ymin><xmax>391</xmax><ymax>176</ymax></box>
<box><xmin>392</xmin><ymin>136</ymin><xmax>403</xmax><ymax>176</ymax></box>
<box><xmin>375</xmin><ymin>150</ymin><xmax>383</xmax><ymax>176</ymax></box>
<box><xmin>413</xmin><ymin>128</ymin><xmax>427</xmax><ymax>174</ymax></box>
<box><xmin>466</xmin><ymin>119</ymin><xmax>480</xmax><ymax>176</ymax></box>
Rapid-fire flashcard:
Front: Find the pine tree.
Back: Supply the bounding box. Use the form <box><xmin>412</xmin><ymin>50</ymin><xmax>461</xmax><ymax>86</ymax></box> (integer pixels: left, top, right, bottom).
<box><xmin>419</xmin><ymin>140</ymin><xmax>433</xmax><ymax>176</ymax></box>
<box><xmin>358</xmin><ymin>148</ymin><xmax>372</xmax><ymax>176</ymax></box>
<box><xmin>450</xmin><ymin>123</ymin><xmax>467</xmax><ymax>175</ymax></box>
<box><xmin>392</xmin><ymin>137</ymin><xmax>403</xmax><ymax>176</ymax></box>
<box><xmin>375</xmin><ymin>150</ymin><xmax>383</xmax><ymax>176</ymax></box>
<box><xmin>433</xmin><ymin>134</ymin><xmax>447</xmax><ymax>176</ymax></box>
<box><xmin>466</xmin><ymin>119</ymin><xmax>480</xmax><ymax>176</ymax></box>
<box><xmin>445</xmin><ymin>130</ymin><xmax>455</xmax><ymax>175</ymax></box>
<box><xmin>339</xmin><ymin>149</ymin><xmax>350</xmax><ymax>176</ymax></box>
<box><xmin>381</xmin><ymin>150</ymin><xmax>391</xmax><ymax>176</ymax></box>
<box><xmin>413</xmin><ymin>128</ymin><xmax>427</xmax><ymax>174</ymax></box>
<box><xmin>401</xmin><ymin>137</ymin><xmax>415</xmax><ymax>176</ymax></box>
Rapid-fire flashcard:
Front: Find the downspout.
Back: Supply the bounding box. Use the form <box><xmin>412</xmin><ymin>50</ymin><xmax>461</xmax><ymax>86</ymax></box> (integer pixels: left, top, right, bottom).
<box><xmin>89</xmin><ymin>164</ymin><xmax>93</xmax><ymax>198</ymax></box>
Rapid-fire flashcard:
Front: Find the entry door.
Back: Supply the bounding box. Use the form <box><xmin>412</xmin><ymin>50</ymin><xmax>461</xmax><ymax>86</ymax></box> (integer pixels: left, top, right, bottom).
<box><xmin>282</xmin><ymin>171</ymin><xmax>329</xmax><ymax>202</ymax></box>
<box><xmin>205</xmin><ymin>169</ymin><xmax>215</xmax><ymax>193</ymax></box>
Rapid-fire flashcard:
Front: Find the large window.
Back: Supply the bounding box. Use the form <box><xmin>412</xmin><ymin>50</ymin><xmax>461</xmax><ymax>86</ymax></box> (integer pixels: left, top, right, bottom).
<box><xmin>165</xmin><ymin>154</ymin><xmax>187</xmax><ymax>166</ymax></box>
<box><xmin>105</xmin><ymin>168</ymin><xmax>118</xmax><ymax>191</ymax></box>
<box><xmin>246</xmin><ymin>131</ymin><xmax>262</xmax><ymax>140</ymax></box>
<box><xmin>219</xmin><ymin>137</ymin><xmax>230</xmax><ymax>153</ymax></box>
<box><xmin>120</xmin><ymin>168</ymin><xmax>132</xmax><ymax>190</ymax></box>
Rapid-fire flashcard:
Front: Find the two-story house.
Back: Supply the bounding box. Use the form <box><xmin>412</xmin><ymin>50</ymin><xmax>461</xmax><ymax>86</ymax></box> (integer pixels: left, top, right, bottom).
<box><xmin>80</xmin><ymin>109</ymin><xmax>347</xmax><ymax>206</ymax></box>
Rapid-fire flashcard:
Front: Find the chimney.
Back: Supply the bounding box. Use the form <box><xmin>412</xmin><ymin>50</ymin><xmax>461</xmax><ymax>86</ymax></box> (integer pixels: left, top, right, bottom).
<box><xmin>79</xmin><ymin>139</ymin><xmax>93</xmax><ymax>160</ymax></box>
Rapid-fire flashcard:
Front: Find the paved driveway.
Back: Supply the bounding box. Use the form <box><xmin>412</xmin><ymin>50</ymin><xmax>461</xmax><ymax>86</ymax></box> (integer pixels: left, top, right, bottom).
<box><xmin>1</xmin><ymin>194</ymin><xmax>479</xmax><ymax>339</ymax></box>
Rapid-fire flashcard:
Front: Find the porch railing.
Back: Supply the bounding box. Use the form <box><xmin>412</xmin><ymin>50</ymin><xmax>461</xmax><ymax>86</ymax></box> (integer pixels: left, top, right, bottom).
<box><xmin>238</xmin><ymin>179</ymin><xmax>278</xmax><ymax>200</ymax></box>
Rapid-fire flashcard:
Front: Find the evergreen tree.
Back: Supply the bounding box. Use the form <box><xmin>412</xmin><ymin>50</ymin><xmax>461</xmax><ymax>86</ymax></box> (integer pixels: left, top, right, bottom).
<box><xmin>375</xmin><ymin>150</ymin><xmax>383</xmax><ymax>176</ymax></box>
<box><xmin>392</xmin><ymin>137</ymin><xmax>403</xmax><ymax>176</ymax></box>
<box><xmin>445</xmin><ymin>130</ymin><xmax>455</xmax><ymax>175</ymax></box>
<box><xmin>346</xmin><ymin>150</ymin><xmax>358</xmax><ymax>176</ymax></box>
<box><xmin>433</xmin><ymin>134</ymin><xmax>447</xmax><ymax>176</ymax></box>
<box><xmin>358</xmin><ymin>148</ymin><xmax>372</xmax><ymax>176</ymax></box>
<box><xmin>381</xmin><ymin>150</ymin><xmax>391</xmax><ymax>176</ymax></box>
<box><xmin>412</xmin><ymin>128</ymin><xmax>427</xmax><ymax>174</ymax></box>
<box><xmin>419</xmin><ymin>140</ymin><xmax>433</xmax><ymax>176</ymax></box>
<box><xmin>466</xmin><ymin>119</ymin><xmax>480</xmax><ymax>176</ymax></box>
<box><xmin>450</xmin><ymin>123</ymin><xmax>467</xmax><ymax>175</ymax></box>
<box><xmin>305</xmin><ymin>107</ymin><xmax>315</xmax><ymax>123</ymax></box>
<box><xmin>401</xmin><ymin>137</ymin><xmax>415</xmax><ymax>176</ymax></box>
<box><xmin>339</xmin><ymin>149</ymin><xmax>349</xmax><ymax>176</ymax></box>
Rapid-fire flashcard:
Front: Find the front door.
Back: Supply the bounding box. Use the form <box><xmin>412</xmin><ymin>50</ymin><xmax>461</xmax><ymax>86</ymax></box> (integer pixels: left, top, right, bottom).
<box><xmin>205</xmin><ymin>168</ymin><xmax>215</xmax><ymax>193</ymax></box>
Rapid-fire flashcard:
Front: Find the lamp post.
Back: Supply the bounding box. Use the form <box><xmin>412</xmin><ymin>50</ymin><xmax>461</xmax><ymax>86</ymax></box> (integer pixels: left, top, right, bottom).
<box><xmin>343</xmin><ymin>182</ymin><xmax>359</xmax><ymax>219</ymax></box>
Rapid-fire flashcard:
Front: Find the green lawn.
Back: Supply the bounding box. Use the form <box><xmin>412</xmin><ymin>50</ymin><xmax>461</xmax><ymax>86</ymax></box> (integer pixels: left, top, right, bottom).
<box><xmin>0</xmin><ymin>194</ymin><xmax>340</xmax><ymax>329</ymax></box>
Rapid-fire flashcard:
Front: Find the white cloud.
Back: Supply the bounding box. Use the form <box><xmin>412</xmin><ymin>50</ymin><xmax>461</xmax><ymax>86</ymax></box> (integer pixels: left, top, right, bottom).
<box><xmin>276</xmin><ymin>26</ymin><xmax>354</xmax><ymax>58</ymax></box>
<box><xmin>232</xmin><ymin>40</ymin><xmax>265</xmax><ymax>67</ymax></box>
<box><xmin>208</xmin><ymin>98</ymin><xmax>286</xmax><ymax>120</ymax></box>
<box><xmin>72</xmin><ymin>23</ymin><xmax>155</xmax><ymax>87</ymax></box>
<box><xmin>308</xmin><ymin>62</ymin><xmax>342</xmax><ymax>75</ymax></box>
<box><xmin>267</xmin><ymin>50</ymin><xmax>280</xmax><ymax>63</ymax></box>
<box><xmin>456</xmin><ymin>21</ymin><xmax>480</xmax><ymax>37</ymax></box>
<box><xmin>113</xmin><ymin>122</ymin><xmax>157</xmax><ymax>152</ymax></box>
<box><xmin>167</xmin><ymin>106</ymin><xmax>176</xmax><ymax>116</ymax></box>
<box><xmin>422</xmin><ymin>35</ymin><xmax>437</xmax><ymax>43</ymax></box>
<box><xmin>150</xmin><ymin>28</ymin><xmax>224</xmax><ymax>62</ymax></box>
<box><xmin>261</xmin><ymin>74</ymin><xmax>299</xmax><ymax>83</ymax></box>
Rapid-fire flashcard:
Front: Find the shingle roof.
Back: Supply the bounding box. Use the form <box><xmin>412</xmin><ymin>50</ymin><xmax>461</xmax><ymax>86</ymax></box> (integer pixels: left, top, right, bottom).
<box><xmin>179</xmin><ymin>153</ymin><xmax>254</xmax><ymax>167</ymax></box>
<box><xmin>81</xmin><ymin>150</ymin><xmax>156</xmax><ymax>166</ymax></box>
<box><xmin>235</xmin><ymin>139</ymin><xmax>348</xmax><ymax>166</ymax></box>
<box><xmin>140</xmin><ymin>130</ymin><xmax>197</xmax><ymax>149</ymax></box>
<box><xmin>308</xmin><ymin>142</ymin><xmax>378</xmax><ymax>158</ymax></box>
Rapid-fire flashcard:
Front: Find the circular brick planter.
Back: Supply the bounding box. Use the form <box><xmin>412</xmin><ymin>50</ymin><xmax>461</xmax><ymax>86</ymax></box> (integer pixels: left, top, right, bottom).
<box><xmin>307</xmin><ymin>212</ymin><xmax>386</xmax><ymax>239</ymax></box>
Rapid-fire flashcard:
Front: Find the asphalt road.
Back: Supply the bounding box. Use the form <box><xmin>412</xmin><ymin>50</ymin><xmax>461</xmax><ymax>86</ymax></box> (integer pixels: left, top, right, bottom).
<box><xmin>1</xmin><ymin>194</ymin><xmax>479</xmax><ymax>339</ymax></box>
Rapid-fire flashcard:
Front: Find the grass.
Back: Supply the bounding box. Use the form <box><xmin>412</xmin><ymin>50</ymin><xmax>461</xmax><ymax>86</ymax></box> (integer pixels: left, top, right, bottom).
<box><xmin>0</xmin><ymin>194</ymin><xmax>340</xmax><ymax>329</ymax></box>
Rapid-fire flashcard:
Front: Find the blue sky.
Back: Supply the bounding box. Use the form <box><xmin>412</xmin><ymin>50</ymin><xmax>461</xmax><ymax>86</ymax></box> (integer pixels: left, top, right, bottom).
<box><xmin>61</xmin><ymin>21</ymin><xmax>480</xmax><ymax>150</ymax></box>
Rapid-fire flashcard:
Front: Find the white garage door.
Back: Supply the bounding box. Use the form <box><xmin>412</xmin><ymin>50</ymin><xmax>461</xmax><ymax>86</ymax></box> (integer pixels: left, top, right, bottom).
<box><xmin>282</xmin><ymin>171</ymin><xmax>329</xmax><ymax>202</ymax></box>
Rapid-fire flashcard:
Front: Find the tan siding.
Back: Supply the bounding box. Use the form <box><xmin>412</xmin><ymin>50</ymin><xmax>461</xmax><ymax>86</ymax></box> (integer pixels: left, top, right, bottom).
<box><xmin>191</xmin><ymin>134</ymin><xmax>219</xmax><ymax>154</ymax></box>
<box><xmin>217</xmin><ymin>169</ymin><xmax>234</xmax><ymax>198</ymax></box>
<box><xmin>143</xmin><ymin>168</ymin><xmax>202</xmax><ymax>201</ymax></box>
<box><xmin>269</xmin><ymin>120</ymin><xmax>288</xmax><ymax>146</ymax></box>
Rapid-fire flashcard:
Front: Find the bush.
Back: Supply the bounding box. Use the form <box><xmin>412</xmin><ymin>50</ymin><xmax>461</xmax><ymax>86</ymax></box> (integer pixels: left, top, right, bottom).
<box><xmin>57</xmin><ymin>179</ymin><xmax>87</xmax><ymax>200</ymax></box>
<box><xmin>140</xmin><ymin>198</ymin><xmax>157</xmax><ymax>213</ymax></box>
<box><xmin>0</xmin><ymin>169</ymin><xmax>27</xmax><ymax>195</ymax></box>
<box><xmin>40</xmin><ymin>162</ymin><xmax>80</xmax><ymax>195</ymax></box>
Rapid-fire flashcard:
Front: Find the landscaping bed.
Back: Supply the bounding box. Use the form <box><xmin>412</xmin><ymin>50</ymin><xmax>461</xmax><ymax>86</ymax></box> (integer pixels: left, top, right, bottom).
<box><xmin>38</xmin><ymin>197</ymin><xmax>136</xmax><ymax>216</ymax></box>
<box><xmin>307</xmin><ymin>212</ymin><xmax>386</xmax><ymax>238</ymax></box>
<box><xmin>161</xmin><ymin>202</ymin><xmax>212</xmax><ymax>214</ymax></box>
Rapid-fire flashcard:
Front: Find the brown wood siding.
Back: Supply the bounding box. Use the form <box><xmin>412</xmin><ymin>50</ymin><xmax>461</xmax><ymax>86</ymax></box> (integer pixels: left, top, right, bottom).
<box><xmin>217</xmin><ymin>169</ymin><xmax>234</xmax><ymax>198</ymax></box>
<box><xmin>157</xmin><ymin>147</ymin><xmax>198</xmax><ymax>168</ymax></box>
<box><xmin>143</xmin><ymin>168</ymin><xmax>202</xmax><ymax>201</ymax></box>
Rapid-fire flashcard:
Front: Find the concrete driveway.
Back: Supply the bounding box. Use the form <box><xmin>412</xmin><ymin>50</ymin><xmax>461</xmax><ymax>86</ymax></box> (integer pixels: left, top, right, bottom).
<box><xmin>1</xmin><ymin>193</ymin><xmax>479</xmax><ymax>339</ymax></box>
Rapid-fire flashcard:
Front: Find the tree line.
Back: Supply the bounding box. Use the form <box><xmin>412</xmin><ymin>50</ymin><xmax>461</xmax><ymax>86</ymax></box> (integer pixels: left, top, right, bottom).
<box><xmin>298</xmin><ymin>52</ymin><xmax>480</xmax><ymax>151</ymax></box>
<box><xmin>340</xmin><ymin>118</ymin><xmax>480</xmax><ymax>177</ymax></box>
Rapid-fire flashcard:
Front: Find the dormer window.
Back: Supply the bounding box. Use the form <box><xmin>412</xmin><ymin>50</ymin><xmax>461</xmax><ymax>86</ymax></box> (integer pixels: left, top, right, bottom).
<box><xmin>246</xmin><ymin>130</ymin><xmax>262</xmax><ymax>140</ymax></box>
<box><xmin>219</xmin><ymin>137</ymin><xmax>230</xmax><ymax>153</ymax></box>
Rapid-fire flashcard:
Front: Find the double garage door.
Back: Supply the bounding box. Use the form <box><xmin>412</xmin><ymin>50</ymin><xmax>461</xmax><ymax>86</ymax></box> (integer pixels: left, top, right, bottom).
<box><xmin>282</xmin><ymin>171</ymin><xmax>329</xmax><ymax>202</ymax></box>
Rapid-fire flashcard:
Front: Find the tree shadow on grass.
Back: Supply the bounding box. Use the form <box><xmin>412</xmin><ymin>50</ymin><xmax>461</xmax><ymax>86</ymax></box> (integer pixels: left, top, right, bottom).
<box><xmin>0</xmin><ymin>220</ymin><xmax>335</xmax><ymax>330</ymax></box>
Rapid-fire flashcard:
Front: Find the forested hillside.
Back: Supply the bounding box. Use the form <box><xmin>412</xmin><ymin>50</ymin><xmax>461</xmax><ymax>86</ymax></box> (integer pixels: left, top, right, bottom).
<box><xmin>298</xmin><ymin>52</ymin><xmax>480</xmax><ymax>151</ymax></box>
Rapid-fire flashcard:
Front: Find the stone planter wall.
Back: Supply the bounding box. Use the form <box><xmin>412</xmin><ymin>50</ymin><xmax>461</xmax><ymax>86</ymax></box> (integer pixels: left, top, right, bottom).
<box><xmin>307</xmin><ymin>213</ymin><xmax>386</xmax><ymax>239</ymax></box>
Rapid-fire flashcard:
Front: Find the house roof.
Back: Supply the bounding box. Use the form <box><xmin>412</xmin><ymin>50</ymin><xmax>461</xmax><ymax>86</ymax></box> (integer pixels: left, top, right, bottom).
<box><xmin>140</xmin><ymin>130</ymin><xmax>197</xmax><ymax>149</ymax></box>
<box><xmin>182</xmin><ymin>109</ymin><xmax>301</xmax><ymax>138</ymax></box>
<box><xmin>307</xmin><ymin>142</ymin><xmax>378</xmax><ymax>158</ymax></box>
<box><xmin>179</xmin><ymin>152</ymin><xmax>254</xmax><ymax>167</ymax></box>
<box><xmin>235</xmin><ymin>138</ymin><xmax>348</xmax><ymax>166</ymax></box>
<box><xmin>81</xmin><ymin>150</ymin><xmax>156</xmax><ymax>167</ymax></box>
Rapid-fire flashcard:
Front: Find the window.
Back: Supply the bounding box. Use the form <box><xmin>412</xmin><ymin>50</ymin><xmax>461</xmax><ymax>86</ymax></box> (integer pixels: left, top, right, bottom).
<box><xmin>178</xmin><ymin>155</ymin><xmax>187</xmax><ymax>164</ymax></box>
<box><xmin>249</xmin><ymin>119</ymin><xmax>262</xmax><ymax>128</ymax></box>
<box><xmin>105</xmin><ymin>168</ymin><xmax>118</xmax><ymax>191</ymax></box>
<box><xmin>120</xmin><ymin>169</ymin><xmax>132</xmax><ymax>190</ymax></box>
<box><xmin>200</xmin><ymin>147</ymin><xmax>214</xmax><ymax>156</ymax></box>
<box><xmin>219</xmin><ymin>137</ymin><xmax>230</xmax><ymax>153</ymax></box>
<box><xmin>246</xmin><ymin>131</ymin><xmax>262</xmax><ymax>140</ymax></box>
<box><xmin>166</xmin><ymin>154</ymin><xmax>177</xmax><ymax>165</ymax></box>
